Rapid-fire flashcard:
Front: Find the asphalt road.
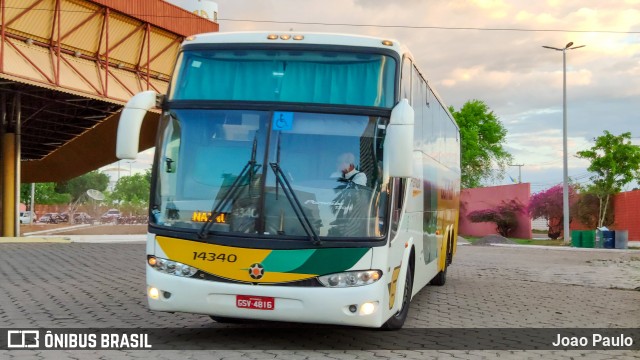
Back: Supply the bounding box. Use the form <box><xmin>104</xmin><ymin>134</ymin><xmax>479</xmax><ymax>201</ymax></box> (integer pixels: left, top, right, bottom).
<box><xmin>0</xmin><ymin>241</ymin><xmax>638</xmax><ymax>359</ymax></box>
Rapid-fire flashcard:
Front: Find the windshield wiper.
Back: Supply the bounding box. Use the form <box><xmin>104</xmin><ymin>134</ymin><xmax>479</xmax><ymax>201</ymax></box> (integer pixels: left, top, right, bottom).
<box><xmin>269</xmin><ymin>134</ymin><xmax>322</xmax><ymax>246</ymax></box>
<box><xmin>198</xmin><ymin>137</ymin><xmax>261</xmax><ymax>239</ymax></box>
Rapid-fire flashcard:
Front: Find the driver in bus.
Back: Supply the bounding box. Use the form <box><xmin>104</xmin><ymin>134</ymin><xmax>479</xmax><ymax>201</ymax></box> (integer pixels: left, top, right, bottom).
<box><xmin>332</xmin><ymin>152</ymin><xmax>367</xmax><ymax>186</ymax></box>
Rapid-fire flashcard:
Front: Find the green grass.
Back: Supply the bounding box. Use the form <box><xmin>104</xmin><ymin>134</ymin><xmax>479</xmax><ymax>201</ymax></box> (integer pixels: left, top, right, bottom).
<box><xmin>459</xmin><ymin>235</ymin><xmax>566</xmax><ymax>246</ymax></box>
<box><xmin>510</xmin><ymin>238</ymin><xmax>566</xmax><ymax>246</ymax></box>
<box><xmin>460</xmin><ymin>235</ymin><xmax>638</xmax><ymax>249</ymax></box>
<box><xmin>461</xmin><ymin>236</ymin><xmax>480</xmax><ymax>244</ymax></box>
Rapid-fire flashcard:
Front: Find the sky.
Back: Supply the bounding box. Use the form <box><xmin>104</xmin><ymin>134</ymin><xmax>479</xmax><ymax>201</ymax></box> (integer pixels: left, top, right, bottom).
<box><xmin>106</xmin><ymin>0</ymin><xmax>640</xmax><ymax>192</ymax></box>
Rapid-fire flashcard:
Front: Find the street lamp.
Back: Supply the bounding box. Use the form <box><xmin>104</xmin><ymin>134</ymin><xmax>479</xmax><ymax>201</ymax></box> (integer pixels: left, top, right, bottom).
<box><xmin>126</xmin><ymin>160</ymin><xmax>136</xmax><ymax>176</ymax></box>
<box><xmin>542</xmin><ymin>42</ymin><xmax>585</xmax><ymax>244</ymax></box>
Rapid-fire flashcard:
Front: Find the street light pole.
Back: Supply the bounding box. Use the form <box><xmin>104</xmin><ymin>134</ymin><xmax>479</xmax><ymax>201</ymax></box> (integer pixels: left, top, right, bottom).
<box><xmin>126</xmin><ymin>160</ymin><xmax>136</xmax><ymax>176</ymax></box>
<box><xmin>542</xmin><ymin>42</ymin><xmax>585</xmax><ymax>244</ymax></box>
<box><xmin>509</xmin><ymin>164</ymin><xmax>524</xmax><ymax>183</ymax></box>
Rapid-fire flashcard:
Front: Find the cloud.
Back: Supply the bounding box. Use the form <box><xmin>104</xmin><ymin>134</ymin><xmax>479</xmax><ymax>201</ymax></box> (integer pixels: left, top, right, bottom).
<box><xmin>200</xmin><ymin>0</ymin><xmax>640</xmax><ymax>190</ymax></box>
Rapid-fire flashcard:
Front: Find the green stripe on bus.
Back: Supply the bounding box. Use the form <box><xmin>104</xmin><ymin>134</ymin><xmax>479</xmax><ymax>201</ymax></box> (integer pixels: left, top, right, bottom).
<box><xmin>290</xmin><ymin>248</ymin><xmax>370</xmax><ymax>275</ymax></box>
<box><xmin>261</xmin><ymin>249</ymin><xmax>316</xmax><ymax>273</ymax></box>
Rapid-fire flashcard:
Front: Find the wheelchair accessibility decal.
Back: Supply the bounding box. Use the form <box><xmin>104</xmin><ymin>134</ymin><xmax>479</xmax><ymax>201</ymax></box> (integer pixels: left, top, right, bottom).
<box><xmin>272</xmin><ymin>112</ymin><xmax>293</xmax><ymax>131</ymax></box>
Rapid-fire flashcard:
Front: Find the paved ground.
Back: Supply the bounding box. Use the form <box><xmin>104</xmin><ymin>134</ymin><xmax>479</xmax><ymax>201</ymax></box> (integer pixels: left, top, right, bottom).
<box><xmin>0</xmin><ymin>241</ymin><xmax>638</xmax><ymax>359</ymax></box>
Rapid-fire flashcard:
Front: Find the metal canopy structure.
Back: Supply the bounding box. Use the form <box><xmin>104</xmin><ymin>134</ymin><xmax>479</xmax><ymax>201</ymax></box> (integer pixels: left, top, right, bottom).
<box><xmin>0</xmin><ymin>0</ymin><xmax>217</xmax><ymax>235</ymax></box>
<box><xmin>1</xmin><ymin>0</ymin><xmax>217</xmax><ymax>179</ymax></box>
<box><xmin>2</xmin><ymin>83</ymin><xmax>121</xmax><ymax>160</ymax></box>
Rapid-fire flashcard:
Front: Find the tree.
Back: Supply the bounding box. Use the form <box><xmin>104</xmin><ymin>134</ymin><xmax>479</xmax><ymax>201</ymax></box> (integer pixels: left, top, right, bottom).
<box><xmin>56</xmin><ymin>171</ymin><xmax>109</xmax><ymax>202</ymax></box>
<box><xmin>143</xmin><ymin>168</ymin><xmax>152</xmax><ymax>184</ymax></box>
<box><xmin>20</xmin><ymin>183</ymin><xmax>71</xmax><ymax>206</ymax></box>
<box><xmin>527</xmin><ymin>184</ymin><xmax>578</xmax><ymax>239</ymax></box>
<box><xmin>55</xmin><ymin>171</ymin><xmax>109</xmax><ymax>222</ymax></box>
<box><xmin>572</xmin><ymin>192</ymin><xmax>613</xmax><ymax>229</ymax></box>
<box><xmin>467</xmin><ymin>199</ymin><xmax>524</xmax><ymax>237</ymax></box>
<box><xmin>576</xmin><ymin>131</ymin><xmax>640</xmax><ymax>227</ymax></box>
<box><xmin>449</xmin><ymin>100</ymin><xmax>513</xmax><ymax>188</ymax></box>
<box><xmin>110</xmin><ymin>173</ymin><xmax>151</xmax><ymax>215</ymax></box>
<box><xmin>111</xmin><ymin>173</ymin><xmax>150</xmax><ymax>203</ymax></box>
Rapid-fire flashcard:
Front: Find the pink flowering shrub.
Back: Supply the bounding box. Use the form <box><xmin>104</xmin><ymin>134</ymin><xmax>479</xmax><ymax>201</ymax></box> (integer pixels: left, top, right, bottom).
<box><xmin>467</xmin><ymin>199</ymin><xmax>524</xmax><ymax>237</ymax></box>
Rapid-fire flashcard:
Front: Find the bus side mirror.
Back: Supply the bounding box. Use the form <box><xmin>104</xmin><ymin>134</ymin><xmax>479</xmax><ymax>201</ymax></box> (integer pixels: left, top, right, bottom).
<box><xmin>116</xmin><ymin>90</ymin><xmax>159</xmax><ymax>160</ymax></box>
<box><xmin>385</xmin><ymin>99</ymin><xmax>414</xmax><ymax>178</ymax></box>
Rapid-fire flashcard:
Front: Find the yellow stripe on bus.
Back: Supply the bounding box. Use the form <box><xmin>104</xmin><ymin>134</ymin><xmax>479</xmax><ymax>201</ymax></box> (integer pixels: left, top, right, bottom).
<box><xmin>156</xmin><ymin>236</ymin><xmax>315</xmax><ymax>283</ymax></box>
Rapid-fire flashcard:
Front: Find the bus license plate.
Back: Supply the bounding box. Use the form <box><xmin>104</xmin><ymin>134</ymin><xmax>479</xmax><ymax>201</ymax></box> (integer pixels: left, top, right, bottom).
<box><xmin>236</xmin><ymin>295</ymin><xmax>275</xmax><ymax>310</ymax></box>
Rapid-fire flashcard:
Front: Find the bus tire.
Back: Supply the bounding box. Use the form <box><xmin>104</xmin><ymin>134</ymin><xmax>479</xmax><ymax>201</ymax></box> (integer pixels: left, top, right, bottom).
<box><xmin>430</xmin><ymin>266</ymin><xmax>447</xmax><ymax>286</ymax></box>
<box><xmin>431</xmin><ymin>232</ymin><xmax>451</xmax><ymax>286</ymax></box>
<box><xmin>381</xmin><ymin>264</ymin><xmax>413</xmax><ymax>330</ymax></box>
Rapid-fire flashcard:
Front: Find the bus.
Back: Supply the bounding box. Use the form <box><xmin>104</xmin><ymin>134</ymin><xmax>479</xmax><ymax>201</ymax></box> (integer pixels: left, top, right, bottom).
<box><xmin>116</xmin><ymin>31</ymin><xmax>460</xmax><ymax>329</ymax></box>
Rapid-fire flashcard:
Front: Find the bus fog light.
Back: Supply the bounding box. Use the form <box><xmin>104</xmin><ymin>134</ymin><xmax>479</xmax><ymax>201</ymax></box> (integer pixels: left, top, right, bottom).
<box><xmin>360</xmin><ymin>302</ymin><xmax>377</xmax><ymax>315</ymax></box>
<box><xmin>318</xmin><ymin>270</ymin><xmax>382</xmax><ymax>287</ymax></box>
<box><xmin>149</xmin><ymin>287</ymin><xmax>160</xmax><ymax>300</ymax></box>
<box><xmin>348</xmin><ymin>305</ymin><xmax>357</xmax><ymax>313</ymax></box>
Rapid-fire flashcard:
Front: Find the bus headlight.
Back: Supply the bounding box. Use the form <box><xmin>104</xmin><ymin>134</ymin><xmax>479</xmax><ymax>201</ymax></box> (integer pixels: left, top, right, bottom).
<box><xmin>148</xmin><ymin>256</ymin><xmax>198</xmax><ymax>277</ymax></box>
<box><xmin>318</xmin><ymin>270</ymin><xmax>382</xmax><ymax>288</ymax></box>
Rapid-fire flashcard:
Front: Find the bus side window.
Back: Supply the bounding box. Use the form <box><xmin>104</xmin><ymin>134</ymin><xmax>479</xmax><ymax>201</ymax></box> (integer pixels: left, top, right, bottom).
<box><xmin>391</xmin><ymin>178</ymin><xmax>406</xmax><ymax>236</ymax></box>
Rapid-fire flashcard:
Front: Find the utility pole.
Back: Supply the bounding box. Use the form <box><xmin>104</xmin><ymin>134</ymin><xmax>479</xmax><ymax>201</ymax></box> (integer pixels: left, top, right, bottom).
<box><xmin>30</xmin><ymin>183</ymin><xmax>35</xmax><ymax>224</ymax></box>
<box><xmin>543</xmin><ymin>42</ymin><xmax>585</xmax><ymax>244</ymax></box>
<box><xmin>509</xmin><ymin>164</ymin><xmax>524</xmax><ymax>183</ymax></box>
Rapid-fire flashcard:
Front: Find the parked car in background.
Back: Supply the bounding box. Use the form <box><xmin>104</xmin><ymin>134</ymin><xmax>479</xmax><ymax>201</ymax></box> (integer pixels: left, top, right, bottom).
<box><xmin>59</xmin><ymin>212</ymin><xmax>70</xmax><ymax>223</ymax></box>
<box><xmin>19</xmin><ymin>211</ymin><xmax>37</xmax><ymax>224</ymax></box>
<box><xmin>73</xmin><ymin>212</ymin><xmax>93</xmax><ymax>224</ymax></box>
<box><xmin>39</xmin><ymin>212</ymin><xmax>61</xmax><ymax>224</ymax></box>
<box><xmin>100</xmin><ymin>209</ymin><xmax>121</xmax><ymax>223</ymax></box>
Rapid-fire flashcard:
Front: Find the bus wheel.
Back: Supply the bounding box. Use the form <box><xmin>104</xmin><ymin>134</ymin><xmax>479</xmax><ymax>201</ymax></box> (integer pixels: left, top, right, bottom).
<box><xmin>381</xmin><ymin>265</ymin><xmax>413</xmax><ymax>330</ymax></box>
<box><xmin>430</xmin><ymin>234</ymin><xmax>451</xmax><ymax>286</ymax></box>
<box><xmin>430</xmin><ymin>265</ymin><xmax>447</xmax><ymax>286</ymax></box>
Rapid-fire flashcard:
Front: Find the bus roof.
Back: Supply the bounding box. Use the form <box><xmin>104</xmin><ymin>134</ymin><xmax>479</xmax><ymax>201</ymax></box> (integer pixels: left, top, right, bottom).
<box><xmin>183</xmin><ymin>31</ymin><xmax>408</xmax><ymax>55</ymax></box>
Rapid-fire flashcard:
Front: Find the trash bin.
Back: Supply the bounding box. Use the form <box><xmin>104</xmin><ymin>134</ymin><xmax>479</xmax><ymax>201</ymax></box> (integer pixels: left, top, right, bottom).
<box><xmin>581</xmin><ymin>230</ymin><xmax>595</xmax><ymax>248</ymax></box>
<box><xmin>615</xmin><ymin>230</ymin><xmax>628</xmax><ymax>249</ymax></box>
<box><xmin>595</xmin><ymin>227</ymin><xmax>609</xmax><ymax>248</ymax></box>
<box><xmin>571</xmin><ymin>230</ymin><xmax>582</xmax><ymax>247</ymax></box>
<box><xmin>603</xmin><ymin>230</ymin><xmax>615</xmax><ymax>249</ymax></box>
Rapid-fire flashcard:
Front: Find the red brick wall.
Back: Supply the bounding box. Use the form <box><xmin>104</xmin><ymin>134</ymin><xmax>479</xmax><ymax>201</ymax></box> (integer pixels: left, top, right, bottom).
<box><xmin>34</xmin><ymin>205</ymin><xmax>68</xmax><ymax>217</ymax></box>
<box><xmin>612</xmin><ymin>190</ymin><xmax>640</xmax><ymax>240</ymax></box>
<box><xmin>570</xmin><ymin>190</ymin><xmax>640</xmax><ymax>240</ymax></box>
<box><xmin>459</xmin><ymin>183</ymin><xmax>532</xmax><ymax>239</ymax></box>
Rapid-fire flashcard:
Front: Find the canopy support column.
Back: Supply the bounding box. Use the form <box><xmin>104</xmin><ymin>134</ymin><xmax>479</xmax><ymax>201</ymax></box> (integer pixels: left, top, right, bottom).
<box><xmin>1</xmin><ymin>92</ymin><xmax>20</xmax><ymax>237</ymax></box>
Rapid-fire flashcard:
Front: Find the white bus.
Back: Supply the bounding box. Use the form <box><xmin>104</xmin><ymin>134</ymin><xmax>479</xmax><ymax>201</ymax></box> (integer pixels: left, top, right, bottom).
<box><xmin>117</xmin><ymin>31</ymin><xmax>460</xmax><ymax>329</ymax></box>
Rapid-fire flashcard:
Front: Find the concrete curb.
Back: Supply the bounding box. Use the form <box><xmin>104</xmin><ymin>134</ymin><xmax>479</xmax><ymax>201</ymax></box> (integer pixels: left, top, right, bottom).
<box><xmin>23</xmin><ymin>224</ymin><xmax>90</xmax><ymax>236</ymax></box>
<box><xmin>489</xmin><ymin>243</ymin><xmax>640</xmax><ymax>253</ymax></box>
<box><xmin>0</xmin><ymin>237</ymin><xmax>71</xmax><ymax>243</ymax></box>
<box><xmin>64</xmin><ymin>235</ymin><xmax>146</xmax><ymax>243</ymax></box>
<box><xmin>1</xmin><ymin>234</ymin><xmax>145</xmax><ymax>243</ymax></box>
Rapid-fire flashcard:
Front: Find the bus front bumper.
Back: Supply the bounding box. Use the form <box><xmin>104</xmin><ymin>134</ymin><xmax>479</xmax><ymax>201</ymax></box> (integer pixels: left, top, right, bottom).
<box><xmin>146</xmin><ymin>266</ymin><xmax>387</xmax><ymax>328</ymax></box>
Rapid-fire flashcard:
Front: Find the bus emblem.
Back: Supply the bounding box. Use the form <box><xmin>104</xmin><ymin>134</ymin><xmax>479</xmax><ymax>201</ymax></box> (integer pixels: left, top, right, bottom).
<box><xmin>248</xmin><ymin>263</ymin><xmax>265</xmax><ymax>280</ymax></box>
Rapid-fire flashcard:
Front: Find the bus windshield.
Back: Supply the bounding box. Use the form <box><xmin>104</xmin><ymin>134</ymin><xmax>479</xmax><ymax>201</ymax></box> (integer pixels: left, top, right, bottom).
<box><xmin>169</xmin><ymin>49</ymin><xmax>396</xmax><ymax>108</ymax></box>
<box><xmin>152</xmin><ymin>109</ymin><xmax>388</xmax><ymax>240</ymax></box>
